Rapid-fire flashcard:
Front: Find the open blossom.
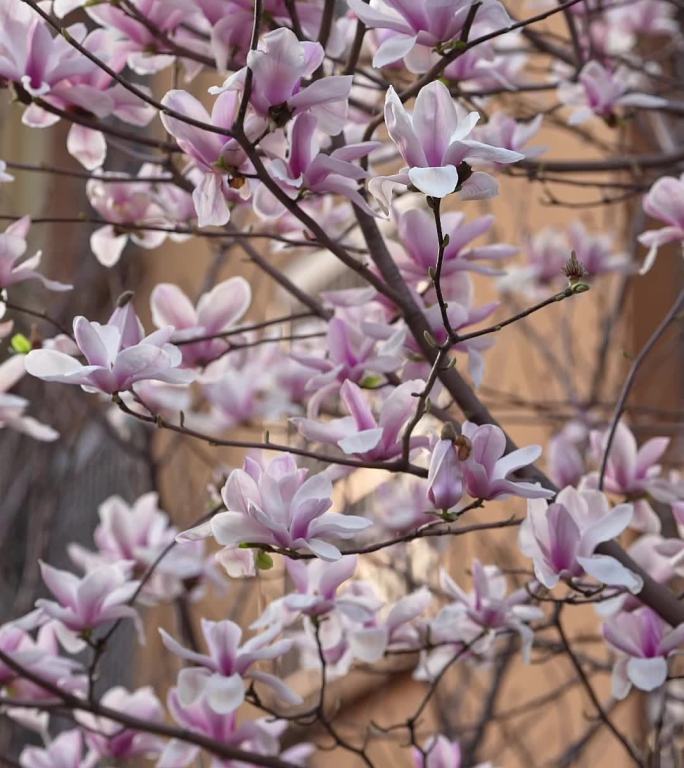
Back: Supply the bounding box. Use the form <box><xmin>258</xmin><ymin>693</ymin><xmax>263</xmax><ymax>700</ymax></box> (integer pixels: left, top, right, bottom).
<box><xmin>0</xmin><ymin>354</ymin><xmax>59</xmax><ymax>441</ymax></box>
<box><xmin>519</xmin><ymin>487</ymin><xmax>642</xmax><ymax>592</ymax></box>
<box><xmin>638</xmin><ymin>173</ymin><xmax>684</xmax><ymax>274</ymax></box>
<box><xmin>457</xmin><ymin>422</ymin><xmax>554</xmax><ymax>501</ymax></box>
<box><xmin>253</xmin><ymin>113</ymin><xmax>380</xmax><ymax>219</ymax></box>
<box><xmin>210</xmin><ymin>28</ymin><xmax>353</xmax><ymax>133</ymax></box>
<box><xmin>587</xmin><ymin>420</ymin><xmax>670</xmax><ymax>532</ymax></box>
<box><xmin>558</xmin><ymin>60</ymin><xmax>666</xmax><ymax>126</ymax></box>
<box><xmin>160</xmin><ymin>618</ymin><xmax>301</xmax><ymax>714</ymax></box>
<box><xmin>347</xmin><ymin>0</ymin><xmax>510</xmax><ymax>71</ymax></box>
<box><xmin>151</xmin><ymin>277</ymin><xmax>251</xmax><ymax>366</ymax></box>
<box><xmin>604</xmin><ymin>607</ymin><xmax>684</xmax><ymax>698</ymax></box>
<box><xmin>369</xmin><ymin>82</ymin><xmax>523</xmax><ymax>211</ymax></box>
<box><xmin>393</xmin><ymin>208</ymin><xmax>516</xmax><ymax>283</ymax></box>
<box><xmin>160</xmin><ymin>89</ymin><xmax>253</xmax><ymax>227</ymax></box>
<box><xmin>35</xmin><ymin>562</ymin><xmax>140</xmax><ymax>633</ymax></box>
<box><xmin>25</xmin><ymin>302</ymin><xmax>195</xmax><ymax>395</ymax></box>
<box><xmin>293</xmin><ymin>379</ymin><xmax>427</xmax><ymax>461</ymax></box>
<box><xmin>180</xmin><ymin>454</ymin><xmax>371</xmax><ymax>561</ymax></box>
<box><xmin>0</xmin><ymin>217</ymin><xmax>71</xmax><ymax>291</ymax></box>
<box><xmin>77</xmin><ymin>686</ymin><xmax>164</xmax><ymax>760</ymax></box>
<box><xmin>19</xmin><ymin>729</ymin><xmax>94</xmax><ymax>768</ymax></box>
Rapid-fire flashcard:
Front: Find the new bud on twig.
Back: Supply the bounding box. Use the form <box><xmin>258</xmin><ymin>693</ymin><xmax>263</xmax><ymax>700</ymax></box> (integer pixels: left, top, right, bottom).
<box><xmin>562</xmin><ymin>251</ymin><xmax>587</xmax><ymax>285</ymax></box>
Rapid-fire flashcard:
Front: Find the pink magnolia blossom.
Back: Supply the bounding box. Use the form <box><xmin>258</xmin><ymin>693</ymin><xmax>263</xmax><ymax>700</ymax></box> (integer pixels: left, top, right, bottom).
<box><xmin>638</xmin><ymin>173</ymin><xmax>684</xmax><ymax>274</ymax></box>
<box><xmin>374</xmin><ymin>476</ymin><xmax>438</xmax><ymax>532</ymax></box>
<box><xmin>253</xmin><ymin>113</ymin><xmax>380</xmax><ymax>219</ymax></box>
<box><xmin>369</xmin><ymin>82</ymin><xmax>523</xmax><ymax>210</ymax></box>
<box><xmin>19</xmin><ymin>729</ymin><xmax>95</xmax><ymax>768</ymax></box>
<box><xmin>78</xmin><ymin>686</ymin><xmax>165</xmax><ymax>759</ymax></box>
<box><xmin>603</xmin><ymin>607</ymin><xmax>684</xmax><ymax>698</ymax></box>
<box><xmin>0</xmin><ymin>217</ymin><xmax>71</xmax><ymax>291</ymax></box>
<box><xmin>456</xmin><ymin>422</ymin><xmax>554</xmax><ymax>501</ymax></box>
<box><xmin>0</xmin><ymin>354</ymin><xmax>59</xmax><ymax>441</ymax></box>
<box><xmin>547</xmin><ymin>423</ymin><xmax>587</xmax><ymax>488</ymax></box>
<box><xmin>180</xmin><ymin>454</ymin><xmax>371</xmax><ymax>561</ymax></box>
<box><xmin>160</xmin><ymin>89</ymin><xmax>253</xmax><ymax>227</ymax></box>
<box><xmin>427</xmin><ymin>438</ymin><xmax>464</xmax><ymax>512</ymax></box>
<box><xmin>347</xmin><ymin>0</ymin><xmax>510</xmax><ymax>71</ymax></box>
<box><xmin>293</xmin><ymin>378</ymin><xmax>427</xmax><ymax>462</ymax></box>
<box><xmin>151</xmin><ymin>277</ymin><xmax>251</xmax><ymax>366</ymax></box>
<box><xmin>160</xmin><ymin>618</ymin><xmax>301</xmax><ymax>713</ymax></box>
<box><xmin>210</xmin><ymin>28</ymin><xmax>353</xmax><ymax>133</ymax></box>
<box><xmin>438</xmin><ymin>560</ymin><xmax>544</xmax><ymax>661</ymax></box>
<box><xmin>35</xmin><ymin>561</ymin><xmax>140</xmax><ymax>633</ymax></box>
<box><xmin>393</xmin><ymin>208</ymin><xmax>516</xmax><ymax>282</ymax></box>
<box><xmin>519</xmin><ymin>486</ymin><xmax>642</xmax><ymax>592</ymax></box>
<box><xmin>558</xmin><ymin>60</ymin><xmax>666</xmax><ymax>126</ymax></box>
<box><xmin>587</xmin><ymin>420</ymin><xmax>670</xmax><ymax>532</ymax></box>
<box><xmin>473</xmin><ymin>112</ymin><xmax>544</xmax><ymax>158</ymax></box>
<box><xmin>25</xmin><ymin>303</ymin><xmax>195</xmax><ymax>395</ymax></box>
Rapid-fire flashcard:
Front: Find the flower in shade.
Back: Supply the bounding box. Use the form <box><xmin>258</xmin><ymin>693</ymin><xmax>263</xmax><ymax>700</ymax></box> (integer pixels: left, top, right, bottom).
<box><xmin>25</xmin><ymin>302</ymin><xmax>195</xmax><ymax>395</ymax></box>
<box><xmin>519</xmin><ymin>486</ymin><xmax>642</xmax><ymax>592</ymax></box>
<box><xmin>160</xmin><ymin>618</ymin><xmax>301</xmax><ymax>714</ymax></box>
<box><xmin>603</xmin><ymin>607</ymin><xmax>684</xmax><ymax>698</ymax></box>
<box><xmin>369</xmin><ymin>82</ymin><xmax>523</xmax><ymax>213</ymax></box>
<box><xmin>638</xmin><ymin>173</ymin><xmax>684</xmax><ymax>273</ymax></box>
<box><xmin>293</xmin><ymin>379</ymin><xmax>427</xmax><ymax>461</ymax></box>
<box><xmin>180</xmin><ymin>453</ymin><xmax>371</xmax><ymax>561</ymax></box>
<box><xmin>151</xmin><ymin>277</ymin><xmax>251</xmax><ymax>366</ymax></box>
<box><xmin>35</xmin><ymin>562</ymin><xmax>140</xmax><ymax>633</ymax></box>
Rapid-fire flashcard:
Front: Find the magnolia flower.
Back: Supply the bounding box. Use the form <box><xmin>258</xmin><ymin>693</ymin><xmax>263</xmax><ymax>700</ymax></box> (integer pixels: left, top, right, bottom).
<box><xmin>253</xmin><ymin>112</ymin><xmax>380</xmax><ymax>219</ymax></box>
<box><xmin>547</xmin><ymin>423</ymin><xmax>586</xmax><ymax>488</ymax></box>
<box><xmin>347</xmin><ymin>0</ymin><xmax>510</xmax><ymax>71</ymax></box>
<box><xmin>0</xmin><ymin>217</ymin><xmax>71</xmax><ymax>291</ymax></box>
<box><xmin>25</xmin><ymin>303</ymin><xmax>195</xmax><ymax>395</ymax></box>
<box><xmin>35</xmin><ymin>562</ymin><xmax>140</xmax><ymax>633</ymax></box>
<box><xmin>439</xmin><ymin>561</ymin><xmax>544</xmax><ymax>660</ymax></box>
<box><xmin>393</xmin><ymin>208</ymin><xmax>516</xmax><ymax>282</ymax></box>
<box><xmin>638</xmin><ymin>173</ymin><xmax>684</xmax><ymax>274</ymax></box>
<box><xmin>293</xmin><ymin>379</ymin><xmax>427</xmax><ymax>461</ymax></box>
<box><xmin>180</xmin><ymin>454</ymin><xmax>371</xmax><ymax>561</ymax></box>
<box><xmin>20</xmin><ymin>729</ymin><xmax>95</xmax><ymax>768</ymax></box>
<box><xmin>587</xmin><ymin>420</ymin><xmax>670</xmax><ymax>532</ymax></box>
<box><xmin>160</xmin><ymin>89</ymin><xmax>252</xmax><ymax>227</ymax></box>
<box><xmin>78</xmin><ymin>686</ymin><xmax>165</xmax><ymax>760</ymax></box>
<box><xmin>151</xmin><ymin>277</ymin><xmax>252</xmax><ymax>366</ymax></box>
<box><xmin>473</xmin><ymin>112</ymin><xmax>544</xmax><ymax>158</ymax></box>
<box><xmin>519</xmin><ymin>487</ymin><xmax>642</xmax><ymax>592</ymax></box>
<box><xmin>374</xmin><ymin>477</ymin><xmax>438</xmax><ymax>532</ymax></box>
<box><xmin>0</xmin><ymin>354</ymin><xmax>59</xmax><ymax>441</ymax></box>
<box><xmin>427</xmin><ymin>438</ymin><xmax>464</xmax><ymax>511</ymax></box>
<box><xmin>369</xmin><ymin>82</ymin><xmax>523</xmax><ymax>212</ymax></box>
<box><xmin>604</xmin><ymin>607</ymin><xmax>684</xmax><ymax>698</ymax></box>
<box><xmin>160</xmin><ymin>618</ymin><xmax>301</xmax><ymax>713</ymax></box>
<box><xmin>210</xmin><ymin>28</ymin><xmax>353</xmax><ymax>133</ymax></box>
<box><xmin>458</xmin><ymin>422</ymin><xmax>554</xmax><ymax>501</ymax></box>
<box><xmin>558</xmin><ymin>60</ymin><xmax>666</xmax><ymax>126</ymax></box>
<box><xmin>0</xmin><ymin>160</ymin><xmax>13</xmax><ymax>183</ymax></box>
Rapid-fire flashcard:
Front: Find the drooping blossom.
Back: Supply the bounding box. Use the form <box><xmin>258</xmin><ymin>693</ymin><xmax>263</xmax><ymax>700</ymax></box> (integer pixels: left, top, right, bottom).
<box><xmin>638</xmin><ymin>173</ymin><xmax>684</xmax><ymax>273</ymax></box>
<box><xmin>293</xmin><ymin>379</ymin><xmax>428</xmax><ymax>462</ymax></box>
<box><xmin>160</xmin><ymin>618</ymin><xmax>301</xmax><ymax>713</ymax></box>
<box><xmin>253</xmin><ymin>113</ymin><xmax>380</xmax><ymax>219</ymax></box>
<box><xmin>0</xmin><ymin>217</ymin><xmax>71</xmax><ymax>291</ymax></box>
<box><xmin>209</xmin><ymin>27</ymin><xmax>353</xmax><ymax>133</ymax></box>
<box><xmin>519</xmin><ymin>486</ymin><xmax>642</xmax><ymax>592</ymax></box>
<box><xmin>35</xmin><ymin>562</ymin><xmax>140</xmax><ymax>634</ymax></box>
<box><xmin>77</xmin><ymin>686</ymin><xmax>165</xmax><ymax>760</ymax></box>
<box><xmin>603</xmin><ymin>607</ymin><xmax>684</xmax><ymax>698</ymax></box>
<box><xmin>392</xmin><ymin>207</ymin><xmax>516</xmax><ymax>283</ymax></box>
<box><xmin>558</xmin><ymin>60</ymin><xmax>666</xmax><ymax>126</ymax></box>
<box><xmin>369</xmin><ymin>82</ymin><xmax>523</xmax><ymax>211</ymax></box>
<box><xmin>0</xmin><ymin>354</ymin><xmax>59</xmax><ymax>441</ymax></box>
<box><xmin>587</xmin><ymin>420</ymin><xmax>670</xmax><ymax>532</ymax></box>
<box><xmin>19</xmin><ymin>729</ymin><xmax>94</xmax><ymax>768</ymax></box>
<box><xmin>151</xmin><ymin>277</ymin><xmax>251</xmax><ymax>366</ymax></box>
<box><xmin>347</xmin><ymin>0</ymin><xmax>510</xmax><ymax>71</ymax></box>
<box><xmin>180</xmin><ymin>453</ymin><xmax>371</xmax><ymax>561</ymax></box>
<box><xmin>456</xmin><ymin>422</ymin><xmax>554</xmax><ymax>501</ymax></box>
<box><xmin>25</xmin><ymin>302</ymin><xmax>195</xmax><ymax>395</ymax></box>
<box><xmin>160</xmin><ymin>89</ymin><xmax>254</xmax><ymax>227</ymax></box>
